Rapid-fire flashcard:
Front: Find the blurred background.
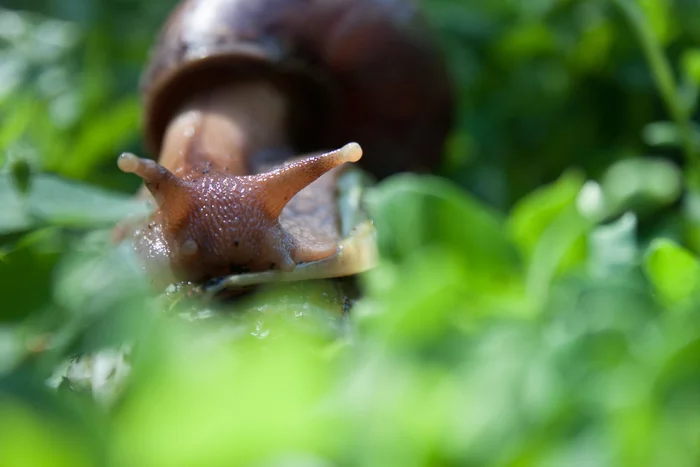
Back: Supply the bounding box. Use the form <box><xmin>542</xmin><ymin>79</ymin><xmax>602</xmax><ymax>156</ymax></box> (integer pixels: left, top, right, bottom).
<box><xmin>3</xmin><ymin>0</ymin><xmax>700</xmax><ymax>466</ymax></box>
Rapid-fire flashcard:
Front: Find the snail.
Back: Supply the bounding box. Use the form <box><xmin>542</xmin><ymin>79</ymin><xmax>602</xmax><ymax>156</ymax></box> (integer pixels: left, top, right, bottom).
<box><xmin>117</xmin><ymin>0</ymin><xmax>453</xmax><ymax>292</ymax></box>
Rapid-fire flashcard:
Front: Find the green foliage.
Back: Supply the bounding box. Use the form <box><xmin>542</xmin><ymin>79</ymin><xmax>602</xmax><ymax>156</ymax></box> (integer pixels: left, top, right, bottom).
<box><xmin>644</xmin><ymin>239</ymin><xmax>700</xmax><ymax>306</ymax></box>
<box><xmin>3</xmin><ymin>0</ymin><xmax>700</xmax><ymax>466</ymax></box>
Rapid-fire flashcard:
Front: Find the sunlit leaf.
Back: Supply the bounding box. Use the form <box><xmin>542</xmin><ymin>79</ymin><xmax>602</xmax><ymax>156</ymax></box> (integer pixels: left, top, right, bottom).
<box><xmin>639</xmin><ymin>0</ymin><xmax>673</xmax><ymax>44</ymax></box>
<box><xmin>357</xmin><ymin>247</ymin><xmax>472</xmax><ymax>347</ymax></box>
<box><xmin>526</xmin><ymin>203</ymin><xmax>591</xmax><ymax>303</ymax></box>
<box><xmin>508</xmin><ymin>170</ymin><xmax>587</xmax><ymax>269</ymax></box>
<box><xmin>508</xmin><ymin>171</ymin><xmax>595</xmax><ymax>302</ymax></box>
<box><xmin>59</xmin><ymin>97</ymin><xmax>140</xmax><ymax>179</ymax></box>
<box><xmin>113</xmin><ymin>330</ymin><xmax>336</xmax><ymax>467</ymax></box>
<box><xmin>367</xmin><ymin>173</ymin><xmax>521</xmax><ymax>279</ymax></box>
<box><xmin>682</xmin><ymin>49</ymin><xmax>700</xmax><ymax>87</ymax></box>
<box><xmin>643</xmin><ymin>238</ymin><xmax>700</xmax><ymax>305</ymax></box>
<box><xmin>0</xmin><ymin>398</ymin><xmax>93</xmax><ymax>467</ymax></box>
<box><xmin>0</xmin><ymin>94</ymin><xmax>36</xmax><ymax>150</ymax></box>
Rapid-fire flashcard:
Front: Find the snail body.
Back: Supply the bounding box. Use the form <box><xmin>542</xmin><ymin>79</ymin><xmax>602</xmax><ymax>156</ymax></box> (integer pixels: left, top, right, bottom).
<box><xmin>120</xmin><ymin>0</ymin><xmax>453</xmax><ymax>286</ymax></box>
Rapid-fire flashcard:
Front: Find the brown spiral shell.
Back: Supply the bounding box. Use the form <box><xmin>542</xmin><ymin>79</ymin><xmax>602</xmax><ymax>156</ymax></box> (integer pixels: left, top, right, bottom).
<box><xmin>140</xmin><ymin>0</ymin><xmax>454</xmax><ymax>178</ymax></box>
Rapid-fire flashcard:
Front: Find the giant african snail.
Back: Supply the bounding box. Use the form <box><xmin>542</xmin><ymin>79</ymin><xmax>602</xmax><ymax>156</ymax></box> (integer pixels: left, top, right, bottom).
<box><xmin>118</xmin><ymin>0</ymin><xmax>454</xmax><ymax>290</ymax></box>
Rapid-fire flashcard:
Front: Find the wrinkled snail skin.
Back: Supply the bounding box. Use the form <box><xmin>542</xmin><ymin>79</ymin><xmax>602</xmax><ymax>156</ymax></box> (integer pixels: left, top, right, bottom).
<box><xmin>120</xmin><ymin>0</ymin><xmax>454</xmax><ymax>284</ymax></box>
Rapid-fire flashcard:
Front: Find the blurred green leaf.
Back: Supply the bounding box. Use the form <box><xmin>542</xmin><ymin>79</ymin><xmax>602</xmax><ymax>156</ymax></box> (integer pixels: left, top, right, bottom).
<box><xmin>588</xmin><ymin>212</ymin><xmax>639</xmax><ymax>278</ymax></box>
<box><xmin>357</xmin><ymin>247</ymin><xmax>473</xmax><ymax>348</ymax></box>
<box><xmin>682</xmin><ymin>49</ymin><xmax>700</xmax><ymax>87</ymax></box>
<box><xmin>572</xmin><ymin>19</ymin><xmax>613</xmax><ymax>72</ymax></box>
<box><xmin>0</xmin><ymin>172</ymin><xmax>34</xmax><ymax>233</ymax></box>
<box><xmin>59</xmin><ymin>97</ymin><xmax>140</xmax><ymax>179</ymax></box>
<box><xmin>526</xmin><ymin>203</ymin><xmax>591</xmax><ymax>303</ymax></box>
<box><xmin>509</xmin><ymin>171</ymin><xmax>598</xmax><ymax>303</ymax></box>
<box><xmin>639</xmin><ymin>0</ymin><xmax>673</xmax><ymax>44</ymax></box>
<box><xmin>359</xmin><ymin>175</ymin><xmax>531</xmax><ymax>348</ymax></box>
<box><xmin>0</xmin><ymin>228</ymin><xmax>63</xmax><ymax>322</ymax></box>
<box><xmin>600</xmin><ymin>157</ymin><xmax>683</xmax><ymax>216</ymax></box>
<box><xmin>0</xmin><ymin>172</ymin><xmax>148</xmax><ymax>234</ymax></box>
<box><xmin>367</xmin><ymin>173</ymin><xmax>521</xmax><ymax>278</ymax></box>
<box><xmin>53</xmin><ymin>233</ymin><xmax>148</xmax><ymax>314</ymax></box>
<box><xmin>494</xmin><ymin>22</ymin><xmax>557</xmax><ymax>63</ymax></box>
<box><xmin>643</xmin><ymin>238</ymin><xmax>700</xmax><ymax>305</ymax></box>
<box><xmin>0</xmin><ymin>326</ymin><xmax>25</xmax><ymax>374</ymax></box>
<box><xmin>9</xmin><ymin>156</ymin><xmax>32</xmax><ymax>194</ymax></box>
<box><xmin>28</xmin><ymin>173</ymin><xmax>148</xmax><ymax>227</ymax></box>
<box><xmin>682</xmin><ymin>188</ymin><xmax>700</xmax><ymax>253</ymax></box>
<box><xmin>113</xmin><ymin>330</ymin><xmax>336</xmax><ymax>467</ymax></box>
<box><xmin>0</xmin><ymin>94</ymin><xmax>36</xmax><ymax>151</ymax></box>
<box><xmin>508</xmin><ymin>170</ymin><xmax>587</xmax><ymax>271</ymax></box>
<box><xmin>642</xmin><ymin>121</ymin><xmax>700</xmax><ymax>149</ymax></box>
<box><xmin>0</xmin><ymin>398</ymin><xmax>93</xmax><ymax>467</ymax></box>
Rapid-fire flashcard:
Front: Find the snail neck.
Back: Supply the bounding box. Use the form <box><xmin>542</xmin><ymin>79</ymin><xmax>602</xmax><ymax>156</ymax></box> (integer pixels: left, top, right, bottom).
<box><xmin>157</xmin><ymin>82</ymin><xmax>290</xmax><ymax>176</ymax></box>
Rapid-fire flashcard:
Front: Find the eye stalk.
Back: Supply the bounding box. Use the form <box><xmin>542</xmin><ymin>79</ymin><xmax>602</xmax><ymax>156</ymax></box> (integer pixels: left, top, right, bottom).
<box><xmin>118</xmin><ymin>143</ymin><xmax>363</xmax><ymax>282</ymax></box>
<box><xmin>253</xmin><ymin>142</ymin><xmax>363</xmax><ymax>217</ymax></box>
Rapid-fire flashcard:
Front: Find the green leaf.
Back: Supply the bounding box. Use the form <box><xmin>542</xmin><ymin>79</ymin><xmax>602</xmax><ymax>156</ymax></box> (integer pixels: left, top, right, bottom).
<box><xmin>367</xmin><ymin>173</ymin><xmax>521</xmax><ymax>280</ymax></box>
<box><xmin>639</xmin><ymin>0</ymin><xmax>673</xmax><ymax>44</ymax></box>
<box><xmin>361</xmin><ymin>174</ymin><xmax>529</xmax><ymax>328</ymax></box>
<box><xmin>0</xmin><ymin>174</ymin><xmax>34</xmax><ymax>234</ymax></box>
<box><xmin>0</xmin><ymin>229</ymin><xmax>63</xmax><ymax>322</ymax></box>
<box><xmin>357</xmin><ymin>247</ymin><xmax>473</xmax><ymax>347</ymax></box>
<box><xmin>526</xmin><ymin>204</ymin><xmax>591</xmax><ymax>303</ymax></box>
<box><xmin>572</xmin><ymin>20</ymin><xmax>614</xmax><ymax>72</ymax></box>
<box><xmin>588</xmin><ymin>213</ymin><xmax>639</xmax><ymax>278</ymax></box>
<box><xmin>681</xmin><ymin>48</ymin><xmax>700</xmax><ymax>87</ymax></box>
<box><xmin>0</xmin><ymin>399</ymin><xmax>93</xmax><ymax>467</ymax></box>
<box><xmin>642</xmin><ymin>121</ymin><xmax>700</xmax><ymax>149</ymax></box>
<box><xmin>53</xmin><ymin>235</ymin><xmax>147</xmax><ymax>313</ymax></box>
<box><xmin>0</xmin><ymin>173</ymin><xmax>149</xmax><ymax>234</ymax></box>
<box><xmin>494</xmin><ymin>22</ymin><xmax>557</xmax><ymax>63</ymax></box>
<box><xmin>0</xmin><ymin>95</ymin><xmax>36</xmax><ymax>151</ymax></box>
<box><xmin>25</xmin><ymin>173</ymin><xmax>148</xmax><ymax>228</ymax></box>
<box><xmin>113</xmin><ymin>331</ymin><xmax>336</xmax><ymax>467</ymax></box>
<box><xmin>601</xmin><ymin>157</ymin><xmax>683</xmax><ymax>216</ymax></box>
<box><xmin>58</xmin><ymin>97</ymin><xmax>140</xmax><ymax>179</ymax></box>
<box><xmin>507</xmin><ymin>170</ymin><xmax>591</xmax><ymax>302</ymax></box>
<box><xmin>643</xmin><ymin>238</ymin><xmax>700</xmax><ymax>305</ymax></box>
<box><xmin>9</xmin><ymin>157</ymin><xmax>32</xmax><ymax>194</ymax></box>
<box><xmin>508</xmin><ymin>170</ymin><xmax>586</xmax><ymax>266</ymax></box>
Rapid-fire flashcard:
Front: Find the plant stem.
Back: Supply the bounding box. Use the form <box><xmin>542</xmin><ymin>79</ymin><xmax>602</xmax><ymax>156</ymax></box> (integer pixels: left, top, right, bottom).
<box><xmin>612</xmin><ymin>0</ymin><xmax>698</xmax><ymax>167</ymax></box>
